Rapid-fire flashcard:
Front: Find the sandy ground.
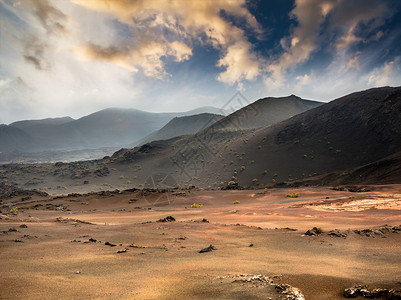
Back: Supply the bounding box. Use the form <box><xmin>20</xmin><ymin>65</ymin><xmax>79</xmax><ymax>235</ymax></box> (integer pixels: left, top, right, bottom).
<box><xmin>1</xmin><ymin>185</ymin><xmax>401</xmax><ymax>299</ymax></box>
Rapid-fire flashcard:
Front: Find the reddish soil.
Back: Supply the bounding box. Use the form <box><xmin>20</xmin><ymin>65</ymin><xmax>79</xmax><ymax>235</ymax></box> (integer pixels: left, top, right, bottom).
<box><xmin>1</xmin><ymin>185</ymin><xmax>401</xmax><ymax>299</ymax></box>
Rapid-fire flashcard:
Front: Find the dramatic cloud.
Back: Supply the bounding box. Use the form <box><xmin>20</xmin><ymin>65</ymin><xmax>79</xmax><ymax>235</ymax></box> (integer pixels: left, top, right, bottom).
<box><xmin>368</xmin><ymin>58</ymin><xmax>400</xmax><ymax>86</ymax></box>
<box><xmin>264</xmin><ymin>0</ymin><xmax>337</xmax><ymax>88</ymax></box>
<box><xmin>264</xmin><ymin>0</ymin><xmax>395</xmax><ymax>90</ymax></box>
<box><xmin>76</xmin><ymin>40</ymin><xmax>192</xmax><ymax>79</ymax></box>
<box><xmin>0</xmin><ymin>0</ymin><xmax>400</xmax><ymax>123</ymax></box>
<box><xmin>71</xmin><ymin>0</ymin><xmax>261</xmax><ymax>84</ymax></box>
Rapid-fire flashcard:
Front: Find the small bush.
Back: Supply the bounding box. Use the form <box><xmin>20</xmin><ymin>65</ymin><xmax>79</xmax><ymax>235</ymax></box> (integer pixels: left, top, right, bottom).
<box><xmin>286</xmin><ymin>193</ymin><xmax>299</xmax><ymax>198</ymax></box>
<box><xmin>252</xmin><ymin>178</ymin><xmax>258</xmax><ymax>184</ymax></box>
<box><xmin>191</xmin><ymin>203</ymin><xmax>203</xmax><ymax>208</ymax></box>
<box><xmin>233</xmin><ymin>200</ymin><xmax>240</xmax><ymax>204</ymax></box>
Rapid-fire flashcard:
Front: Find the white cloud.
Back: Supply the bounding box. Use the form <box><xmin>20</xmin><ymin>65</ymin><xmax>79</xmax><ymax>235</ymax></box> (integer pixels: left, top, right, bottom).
<box><xmin>367</xmin><ymin>59</ymin><xmax>399</xmax><ymax>86</ymax></box>
<box><xmin>263</xmin><ymin>0</ymin><xmax>394</xmax><ymax>91</ymax></box>
<box><xmin>71</xmin><ymin>0</ymin><xmax>261</xmax><ymax>85</ymax></box>
<box><xmin>264</xmin><ymin>0</ymin><xmax>336</xmax><ymax>89</ymax></box>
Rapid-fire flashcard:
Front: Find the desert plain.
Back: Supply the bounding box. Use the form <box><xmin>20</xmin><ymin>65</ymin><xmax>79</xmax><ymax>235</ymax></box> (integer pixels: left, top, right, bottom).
<box><xmin>1</xmin><ymin>185</ymin><xmax>401</xmax><ymax>299</ymax></box>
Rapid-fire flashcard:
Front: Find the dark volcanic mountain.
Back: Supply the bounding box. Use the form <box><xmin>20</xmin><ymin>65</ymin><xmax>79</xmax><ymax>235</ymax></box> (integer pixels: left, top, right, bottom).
<box><xmin>208</xmin><ymin>95</ymin><xmax>322</xmax><ymax>131</ymax></box>
<box><xmin>138</xmin><ymin>113</ymin><xmax>224</xmax><ymax>145</ymax></box>
<box><xmin>108</xmin><ymin>86</ymin><xmax>401</xmax><ymax>188</ymax></box>
<box><xmin>210</xmin><ymin>86</ymin><xmax>401</xmax><ymax>187</ymax></box>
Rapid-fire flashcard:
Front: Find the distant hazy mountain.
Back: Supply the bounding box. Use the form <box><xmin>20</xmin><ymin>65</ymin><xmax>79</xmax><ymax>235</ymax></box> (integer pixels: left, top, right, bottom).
<box><xmin>207</xmin><ymin>95</ymin><xmax>322</xmax><ymax>132</ymax></box>
<box><xmin>0</xmin><ymin>125</ymin><xmax>34</xmax><ymax>153</ymax></box>
<box><xmin>138</xmin><ymin>113</ymin><xmax>224</xmax><ymax>145</ymax></box>
<box><xmin>176</xmin><ymin>106</ymin><xmax>228</xmax><ymax>116</ymax></box>
<box><xmin>0</xmin><ymin>106</ymin><xmax>227</xmax><ymax>154</ymax></box>
<box><xmin>11</xmin><ymin>116</ymin><xmax>75</xmax><ymax>129</ymax></box>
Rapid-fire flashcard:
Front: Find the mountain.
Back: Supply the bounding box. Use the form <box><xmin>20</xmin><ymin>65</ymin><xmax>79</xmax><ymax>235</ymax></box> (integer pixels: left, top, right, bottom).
<box><xmin>11</xmin><ymin>116</ymin><xmax>74</xmax><ymax>129</ymax></box>
<box><xmin>207</xmin><ymin>95</ymin><xmax>322</xmax><ymax>131</ymax></box>
<box><xmin>0</xmin><ymin>107</ymin><xmax>229</xmax><ymax>155</ymax></box>
<box><xmin>138</xmin><ymin>113</ymin><xmax>224</xmax><ymax>145</ymax></box>
<box><xmin>301</xmin><ymin>150</ymin><xmax>401</xmax><ymax>186</ymax></box>
<box><xmin>109</xmin><ymin>86</ymin><xmax>401</xmax><ymax>188</ymax></box>
<box><xmin>208</xmin><ymin>86</ymin><xmax>401</xmax><ymax>187</ymax></box>
<box><xmin>176</xmin><ymin>106</ymin><xmax>228</xmax><ymax>116</ymax></box>
<box><xmin>0</xmin><ymin>125</ymin><xmax>34</xmax><ymax>153</ymax></box>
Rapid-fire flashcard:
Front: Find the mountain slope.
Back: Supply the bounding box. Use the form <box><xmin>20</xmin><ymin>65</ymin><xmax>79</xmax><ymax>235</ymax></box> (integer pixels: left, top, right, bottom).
<box><xmin>0</xmin><ymin>125</ymin><xmax>34</xmax><ymax>153</ymax></box>
<box><xmin>208</xmin><ymin>95</ymin><xmax>322</xmax><ymax>132</ymax></box>
<box><xmin>300</xmin><ymin>150</ymin><xmax>401</xmax><ymax>186</ymax></box>
<box><xmin>108</xmin><ymin>86</ymin><xmax>401</xmax><ymax>188</ymax></box>
<box><xmin>3</xmin><ymin>107</ymin><xmax>227</xmax><ymax>154</ymax></box>
<box><xmin>212</xmin><ymin>86</ymin><xmax>401</xmax><ymax>187</ymax></box>
<box><xmin>10</xmin><ymin>116</ymin><xmax>74</xmax><ymax>129</ymax></box>
<box><xmin>139</xmin><ymin>113</ymin><xmax>224</xmax><ymax>145</ymax></box>
<box><xmin>174</xmin><ymin>106</ymin><xmax>228</xmax><ymax>116</ymax></box>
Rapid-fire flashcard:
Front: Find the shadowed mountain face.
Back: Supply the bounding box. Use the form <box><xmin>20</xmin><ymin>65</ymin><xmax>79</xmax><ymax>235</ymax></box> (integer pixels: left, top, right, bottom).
<box><xmin>108</xmin><ymin>86</ymin><xmax>401</xmax><ymax>188</ymax></box>
<box><xmin>208</xmin><ymin>95</ymin><xmax>322</xmax><ymax>132</ymax></box>
<box><xmin>215</xmin><ymin>86</ymin><xmax>401</xmax><ymax>186</ymax></box>
<box><xmin>138</xmin><ymin>113</ymin><xmax>225</xmax><ymax>145</ymax></box>
<box><xmin>302</xmin><ymin>150</ymin><xmax>401</xmax><ymax>186</ymax></box>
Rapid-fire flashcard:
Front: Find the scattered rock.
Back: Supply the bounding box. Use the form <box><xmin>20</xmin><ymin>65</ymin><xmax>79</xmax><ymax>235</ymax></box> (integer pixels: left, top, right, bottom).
<box><xmin>158</xmin><ymin>216</ymin><xmax>176</xmax><ymax>222</ymax></box>
<box><xmin>19</xmin><ymin>224</ymin><xmax>28</xmax><ymax>228</ymax></box>
<box><xmin>21</xmin><ymin>196</ymin><xmax>31</xmax><ymax>201</ymax></box>
<box><xmin>14</xmin><ymin>239</ymin><xmax>23</xmax><ymax>242</ymax></box>
<box><xmin>8</xmin><ymin>228</ymin><xmax>18</xmax><ymax>232</ymax></box>
<box><xmin>275</xmin><ymin>283</ymin><xmax>305</xmax><ymax>300</ymax></box>
<box><xmin>344</xmin><ymin>286</ymin><xmax>401</xmax><ymax>298</ymax></box>
<box><xmin>332</xmin><ymin>186</ymin><xmax>346</xmax><ymax>191</ymax></box>
<box><xmin>75</xmin><ymin>271</ymin><xmax>81</xmax><ymax>274</ymax></box>
<box><xmin>304</xmin><ymin>227</ymin><xmax>323</xmax><ymax>236</ymax></box>
<box><xmin>128</xmin><ymin>244</ymin><xmax>146</xmax><ymax>249</ymax></box>
<box><xmin>232</xmin><ymin>274</ymin><xmax>273</xmax><ymax>286</ymax></box>
<box><xmin>389</xmin><ymin>289</ymin><xmax>401</xmax><ymax>299</ymax></box>
<box><xmin>353</xmin><ymin>229</ymin><xmax>384</xmax><ymax>238</ymax></box>
<box><xmin>105</xmin><ymin>241</ymin><xmax>116</xmax><ymax>247</ymax></box>
<box><xmin>249</xmin><ymin>243</ymin><xmax>254</xmax><ymax>247</ymax></box>
<box><xmin>117</xmin><ymin>249</ymin><xmax>127</xmax><ymax>253</ymax></box>
<box><xmin>202</xmin><ymin>218</ymin><xmax>209</xmax><ymax>223</ymax></box>
<box><xmin>327</xmin><ymin>229</ymin><xmax>347</xmax><ymax>238</ymax></box>
<box><xmin>89</xmin><ymin>238</ymin><xmax>97</xmax><ymax>243</ymax></box>
<box><xmin>199</xmin><ymin>244</ymin><xmax>216</xmax><ymax>253</ymax></box>
<box><xmin>280</xmin><ymin>227</ymin><xmax>298</xmax><ymax>231</ymax></box>
<box><xmin>94</xmin><ymin>166</ymin><xmax>110</xmax><ymax>177</ymax></box>
<box><xmin>347</xmin><ymin>186</ymin><xmax>371</xmax><ymax>193</ymax></box>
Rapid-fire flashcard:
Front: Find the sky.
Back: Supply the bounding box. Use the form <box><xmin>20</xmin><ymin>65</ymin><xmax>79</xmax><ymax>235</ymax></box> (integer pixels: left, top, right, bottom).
<box><xmin>1</xmin><ymin>0</ymin><xmax>401</xmax><ymax>124</ymax></box>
